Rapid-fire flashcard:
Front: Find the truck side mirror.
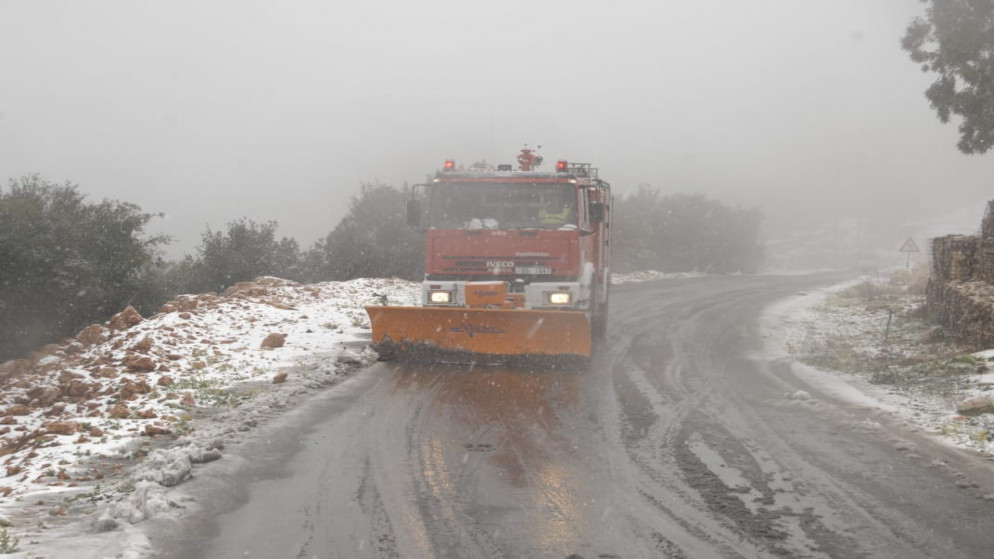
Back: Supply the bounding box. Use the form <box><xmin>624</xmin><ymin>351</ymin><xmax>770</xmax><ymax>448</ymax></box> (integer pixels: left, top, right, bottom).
<box><xmin>589</xmin><ymin>201</ymin><xmax>605</xmax><ymax>224</ymax></box>
<box><xmin>407</xmin><ymin>199</ymin><xmax>422</xmax><ymax>227</ymax></box>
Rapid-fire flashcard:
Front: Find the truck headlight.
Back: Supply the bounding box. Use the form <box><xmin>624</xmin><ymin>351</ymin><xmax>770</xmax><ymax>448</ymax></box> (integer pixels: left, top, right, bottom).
<box><xmin>546</xmin><ymin>292</ymin><xmax>572</xmax><ymax>305</ymax></box>
<box><xmin>429</xmin><ymin>290</ymin><xmax>453</xmax><ymax>304</ymax></box>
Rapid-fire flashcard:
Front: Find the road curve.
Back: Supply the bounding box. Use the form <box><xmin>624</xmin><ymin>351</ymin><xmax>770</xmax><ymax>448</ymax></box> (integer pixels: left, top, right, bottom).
<box><xmin>155</xmin><ymin>274</ymin><xmax>994</xmax><ymax>558</ymax></box>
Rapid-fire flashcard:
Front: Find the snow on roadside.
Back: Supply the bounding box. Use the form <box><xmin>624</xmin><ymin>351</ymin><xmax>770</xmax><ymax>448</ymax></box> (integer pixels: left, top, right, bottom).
<box><xmin>0</xmin><ymin>276</ymin><xmax>420</xmax><ymax>555</ymax></box>
<box><xmin>758</xmin><ymin>278</ymin><xmax>905</xmax><ymax>411</ymax></box>
<box><xmin>760</xmin><ymin>276</ymin><xmax>994</xmax><ymax>455</ymax></box>
<box><xmin>610</xmin><ymin>270</ymin><xmax>704</xmax><ymax>285</ymax></box>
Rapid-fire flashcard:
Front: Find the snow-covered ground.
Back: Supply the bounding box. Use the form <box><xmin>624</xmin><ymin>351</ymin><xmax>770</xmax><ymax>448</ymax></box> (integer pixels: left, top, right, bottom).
<box><xmin>762</xmin><ymin>276</ymin><xmax>994</xmax><ymax>455</ymax></box>
<box><xmin>0</xmin><ymin>276</ymin><xmax>420</xmax><ymax>557</ymax></box>
<box><xmin>609</xmin><ymin>270</ymin><xmax>704</xmax><ymax>284</ymax></box>
<box><xmin>0</xmin><ymin>271</ymin><xmax>991</xmax><ymax>557</ymax></box>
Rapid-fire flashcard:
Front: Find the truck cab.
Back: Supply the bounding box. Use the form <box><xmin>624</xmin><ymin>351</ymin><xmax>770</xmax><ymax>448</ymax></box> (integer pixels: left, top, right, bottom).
<box><xmin>366</xmin><ymin>151</ymin><xmax>611</xmax><ymax>364</ymax></box>
<box><xmin>409</xmin><ymin>156</ymin><xmax>611</xmax><ymax>335</ymax></box>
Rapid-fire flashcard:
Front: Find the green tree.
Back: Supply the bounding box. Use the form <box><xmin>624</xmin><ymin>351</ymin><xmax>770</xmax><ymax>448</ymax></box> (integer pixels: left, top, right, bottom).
<box><xmin>0</xmin><ymin>175</ymin><xmax>166</xmax><ymax>360</ymax></box>
<box><xmin>610</xmin><ymin>185</ymin><xmax>663</xmax><ymax>271</ymax></box>
<box><xmin>188</xmin><ymin>219</ymin><xmax>301</xmax><ymax>293</ymax></box>
<box><xmin>305</xmin><ymin>183</ymin><xmax>423</xmax><ymax>281</ymax></box>
<box><xmin>902</xmin><ymin>0</ymin><xmax>994</xmax><ymax>154</ymax></box>
<box><xmin>132</xmin><ymin>256</ymin><xmax>198</xmax><ymax>312</ymax></box>
<box><xmin>613</xmin><ymin>188</ymin><xmax>763</xmax><ymax>274</ymax></box>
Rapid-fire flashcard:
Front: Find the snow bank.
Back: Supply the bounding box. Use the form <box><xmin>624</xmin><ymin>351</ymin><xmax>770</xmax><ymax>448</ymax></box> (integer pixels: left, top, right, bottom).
<box><xmin>0</xmin><ymin>277</ymin><xmax>419</xmax><ymax>548</ymax></box>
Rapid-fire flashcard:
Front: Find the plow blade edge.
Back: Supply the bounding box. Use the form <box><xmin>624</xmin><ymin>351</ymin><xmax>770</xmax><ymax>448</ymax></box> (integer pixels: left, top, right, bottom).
<box><xmin>365</xmin><ymin>306</ymin><xmax>592</xmax><ymax>360</ymax></box>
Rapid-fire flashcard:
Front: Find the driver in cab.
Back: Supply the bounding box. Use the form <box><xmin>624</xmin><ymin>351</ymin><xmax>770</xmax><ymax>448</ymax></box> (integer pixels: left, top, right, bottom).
<box><xmin>539</xmin><ymin>197</ymin><xmax>571</xmax><ymax>227</ymax></box>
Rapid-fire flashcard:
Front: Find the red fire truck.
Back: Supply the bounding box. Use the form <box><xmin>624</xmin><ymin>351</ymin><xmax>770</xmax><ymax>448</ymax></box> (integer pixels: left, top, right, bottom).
<box><xmin>366</xmin><ymin>149</ymin><xmax>612</xmax><ymax>364</ymax></box>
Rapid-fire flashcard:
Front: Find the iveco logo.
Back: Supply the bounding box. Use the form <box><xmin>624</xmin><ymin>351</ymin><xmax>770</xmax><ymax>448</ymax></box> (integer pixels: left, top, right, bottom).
<box><xmin>487</xmin><ymin>261</ymin><xmax>514</xmax><ymax>268</ymax></box>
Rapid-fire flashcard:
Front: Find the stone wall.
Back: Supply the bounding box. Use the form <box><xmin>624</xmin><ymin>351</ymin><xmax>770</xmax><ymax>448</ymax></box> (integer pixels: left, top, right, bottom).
<box><xmin>931</xmin><ymin>235</ymin><xmax>977</xmax><ymax>282</ymax></box>
<box><xmin>979</xmin><ymin>238</ymin><xmax>994</xmax><ymax>284</ymax></box>
<box><xmin>926</xmin><ymin>279</ymin><xmax>994</xmax><ymax>348</ymax></box>
<box><xmin>927</xmin><ymin>200</ymin><xmax>994</xmax><ymax>348</ymax></box>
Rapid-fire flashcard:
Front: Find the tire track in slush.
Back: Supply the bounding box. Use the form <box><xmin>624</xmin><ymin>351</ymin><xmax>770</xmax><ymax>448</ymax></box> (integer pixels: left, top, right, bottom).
<box><xmin>607</xmin><ymin>275</ymin><xmax>994</xmax><ymax>558</ymax></box>
<box><xmin>613</xmin><ymin>283</ymin><xmax>868</xmax><ymax>557</ymax></box>
<box><xmin>607</xmin><ymin>290</ymin><xmax>774</xmax><ymax>558</ymax></box>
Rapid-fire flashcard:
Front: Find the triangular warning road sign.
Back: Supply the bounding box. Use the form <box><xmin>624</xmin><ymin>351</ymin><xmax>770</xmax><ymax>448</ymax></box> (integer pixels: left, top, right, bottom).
<box><xmin>899</xmin><ymin>237</ymin><xmax>920</xmax><ymax>253</ymax></box>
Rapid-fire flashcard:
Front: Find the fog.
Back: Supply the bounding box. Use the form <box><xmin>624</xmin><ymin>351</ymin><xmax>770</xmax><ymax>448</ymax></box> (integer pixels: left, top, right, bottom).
<box><xmin>1</xmin><ymin>0</ymin><xmax>991</xmax><ymax>260</ymax></box>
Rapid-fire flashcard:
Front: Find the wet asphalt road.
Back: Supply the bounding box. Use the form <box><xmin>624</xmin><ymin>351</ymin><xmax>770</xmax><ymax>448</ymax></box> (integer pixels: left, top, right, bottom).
<box><xmin>157</xmin><ymin>274</ymin><xmax>994</xmax><ymax>558</ymax></box>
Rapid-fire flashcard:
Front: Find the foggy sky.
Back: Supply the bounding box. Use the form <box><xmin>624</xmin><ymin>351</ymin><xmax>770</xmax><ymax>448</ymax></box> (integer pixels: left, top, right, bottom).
<box><xmin>2</xmin><ymin>0</ymin><xmax>992</xmax><ymax>259</ymax></box>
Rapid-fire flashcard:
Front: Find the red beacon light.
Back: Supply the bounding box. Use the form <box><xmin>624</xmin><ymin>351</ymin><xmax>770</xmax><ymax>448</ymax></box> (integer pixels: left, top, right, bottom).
<box><xmin>556</xmin><ymin>159</ymin><xmax>568</xmax><ymax>172</ymax></box>
<box><xmin>443</xmin><ymin>159</ymin><xmax>455</xmax><ymax>171</ymax></box>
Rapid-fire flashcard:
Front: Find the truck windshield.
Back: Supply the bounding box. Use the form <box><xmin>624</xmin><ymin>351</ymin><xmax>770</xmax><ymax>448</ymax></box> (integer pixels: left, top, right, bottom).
<box><xmin>427</xmin><ymin>182</ymin><xmax>577</xmax><ymax>230</ymax></box>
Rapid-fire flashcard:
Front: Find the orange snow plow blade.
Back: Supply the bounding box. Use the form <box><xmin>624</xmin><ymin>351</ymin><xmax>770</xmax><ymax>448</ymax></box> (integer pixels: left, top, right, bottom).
<box><xmin>365</xmin><ymin>306</ymin><xmax>591</xmax><ymax>362</ymax></box>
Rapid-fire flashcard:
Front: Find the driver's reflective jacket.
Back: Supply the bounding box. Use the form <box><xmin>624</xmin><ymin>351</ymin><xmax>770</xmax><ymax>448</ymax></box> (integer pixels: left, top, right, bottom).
<box><xmin>539</xmin><ymin>206</ymin><xmax>570</xmax><ymax>226</ymax></box>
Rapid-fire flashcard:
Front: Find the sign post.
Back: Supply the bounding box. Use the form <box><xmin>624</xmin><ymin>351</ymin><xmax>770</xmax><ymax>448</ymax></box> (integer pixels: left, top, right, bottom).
<box><xmin>899</xmin><ymin>237</ymin><xmax>920</xmax><ymax>270</ymax></box>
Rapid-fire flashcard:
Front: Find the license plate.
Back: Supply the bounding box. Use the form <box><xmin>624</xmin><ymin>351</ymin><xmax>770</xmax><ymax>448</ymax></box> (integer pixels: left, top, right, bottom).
<box><xmin>515</xmin><ymin>266</ymin><xmax>552</xmax><ymax>275</ymax></box>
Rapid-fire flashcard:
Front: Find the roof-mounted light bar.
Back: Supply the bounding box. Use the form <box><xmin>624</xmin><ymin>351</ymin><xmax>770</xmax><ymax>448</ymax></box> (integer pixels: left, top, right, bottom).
<box><xmin>556</xmin><ymin>160</ymin><xmax>568</xmax><ymax>172</ymax></box>
<box><xmin>443</xmin><ymin>159</ymin><xmax>456</xmax><ymax>171</ymax></box>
